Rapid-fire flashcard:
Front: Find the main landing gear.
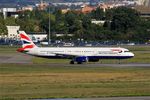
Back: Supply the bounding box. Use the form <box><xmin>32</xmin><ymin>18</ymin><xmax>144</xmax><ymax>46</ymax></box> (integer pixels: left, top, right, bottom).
<box><xmin>70</xmin><ymin>60</ymin><xmax>83</xmax><ymax>64</ymax></box>
<box><xmin>70</xmin><ymin>60</ymin><xmax>75</xmax><ymax>64</ymax></box>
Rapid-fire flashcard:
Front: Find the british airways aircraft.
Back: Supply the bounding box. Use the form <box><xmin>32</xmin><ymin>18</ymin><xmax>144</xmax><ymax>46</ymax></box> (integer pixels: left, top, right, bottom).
<box><xmin>17</xmin><ymin>31</ymin><xmax>134</xmax><ymax>64</ymax></box>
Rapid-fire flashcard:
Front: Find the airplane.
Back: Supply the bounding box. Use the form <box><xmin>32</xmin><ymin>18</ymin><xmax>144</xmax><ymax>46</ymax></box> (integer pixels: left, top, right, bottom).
<box><xmin>17</xmin><ymin>31</ymin><xmax>134</xmax><ymax>64</ymax></box>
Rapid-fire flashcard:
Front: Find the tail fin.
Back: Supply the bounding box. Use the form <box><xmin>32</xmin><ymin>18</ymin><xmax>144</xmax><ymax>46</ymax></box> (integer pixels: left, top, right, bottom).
<box><xmin>17</xmin><ymin>31</ymin><xmax>37</xmax><ymax>52</ymax></box>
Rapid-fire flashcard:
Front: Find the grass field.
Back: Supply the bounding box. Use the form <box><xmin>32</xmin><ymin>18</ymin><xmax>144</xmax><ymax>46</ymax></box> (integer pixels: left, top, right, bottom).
<box><xmin>0</xmin><ymin>45</ymin><xmax>20</xmax><ymax>53</ymax></box>
<box><xmin>0</xmin><ymin>45</ymin><xmax>150</xmax><ymax>100</ymax></box>
<box><xmin>0</xmin><ymin>64</ymin><xmax>150</xmax><ymax>100</ymax></box>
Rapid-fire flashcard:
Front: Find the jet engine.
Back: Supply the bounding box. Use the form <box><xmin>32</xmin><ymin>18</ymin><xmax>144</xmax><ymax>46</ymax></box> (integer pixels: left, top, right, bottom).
<box><xmin>74</xmin><ymin>56</ymin><xmax>88</xmax><ymax>64</ymax></box>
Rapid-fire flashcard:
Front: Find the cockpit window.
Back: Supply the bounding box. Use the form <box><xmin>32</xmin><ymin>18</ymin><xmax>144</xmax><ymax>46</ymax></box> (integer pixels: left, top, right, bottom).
<box><xmin>124</xmin><ymin>51</ymin><xmax>129</xmax><ymax>52</ymax></box>
<box><xmin>119</xmin><ymin>51</ymin><xmax>122</xmax><ymax>53</ymax></box>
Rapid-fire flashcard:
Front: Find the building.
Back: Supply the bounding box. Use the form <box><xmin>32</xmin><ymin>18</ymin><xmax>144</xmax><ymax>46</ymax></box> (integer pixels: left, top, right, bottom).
<box><xmin>7</xmin><ymin>26</ymin><xmax>20</xmax><ymax>39</ymax></box>
<box><xmin>0</xmin><ymin>8</ymin><xmax>18</xmax><ymax>19</ymax></box>
<box><xmin>98</xmin><ymin>3</ymin><xmax>114</xmax><ymax>12</ymax></box>
<box><xmin>144</xmin><ymin>0</ymin><xmax>150</xmax><ymax>7</ymax></box>
<box><xmin>91</xmin><ymin>19</ymin><xmax>105</xmax><ymax>25</ymax></box>
<box><xmin>135</xmin><ymin>0</ymin><xmax>145</xmax><ymax>5</ymax></box>
<box><xmin>55</xmin><ymin>33</ymin><xmax>74</xmax><ymax>37</ymax></box>
<box><xmin>36</xmin><ymin>0</ymin><xmax>48</xmax><ymax>10</ymax></box>
<box><xmin>27</xmin><ymin>32</ymin><xmax>47</xmax><ymax>42</ymax></box>
<box><xmin>52</xmin><ymin>2</ymin><xmax>90</xmax><ymax>7</ymax></box>
<box><xmin>135</xmin><ymin>0</ymin><xmax>150</xmax><ymax>7</ymax></box>
<box><xmin>81</xmin><ymin>5</ymin><xmax>96</xmax><ymax>14</ymax></box>
<box><xmin>134</xmin><ymin>6</ymin><xmax>150</xmax><ymax>18</ymax></box>
<box><xmin>22</xmin><ymin>5</ymin><xmax>34</xmax><ymax>11</ymax></box>
<box><xmin>61</xmin><ymin>8</ymin><xmax>70</xmax><ymax>14</ymax></box>
<box><xmin>6</xmin><ymin>26</ymin><xmax>47</xmax><ymax>42</ymax></box>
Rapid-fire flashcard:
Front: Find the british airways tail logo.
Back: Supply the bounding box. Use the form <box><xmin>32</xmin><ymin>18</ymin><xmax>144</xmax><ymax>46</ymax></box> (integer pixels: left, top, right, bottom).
<box><xmin>17</xmin><ymin>44</ymin><xmax>34</xmax><ymax>52</ymax></box>
<box><xmin>22</xmin><ymin>40</ymin><xmax>31</xmax><ymax>44</ymax></box>
<box><xmin>20</xmin><ymin>33</ymin><xmax>35</xmax><ymax>49</ymax></box>
<box><xmin>20</xmin><ymin>33</ymin><xmax>31</xmax><ymax>41</ymax></box>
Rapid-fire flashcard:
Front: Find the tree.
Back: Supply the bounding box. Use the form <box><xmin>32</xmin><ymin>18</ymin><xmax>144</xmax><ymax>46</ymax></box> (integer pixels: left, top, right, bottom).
<box><xmin>82</xmin><ymin>15</ymin><xmax>91</xmax><ymax>29</ymax></box>
<box><xmin>90</xmin><ymin>8</ymin><xmax>104</xmax><ymax>20</ymax></box>
<box><xmin>16</xmin><ymin>17</ymin><xmax>43</xmax><ymax>32</ymax></box>
<box><xmin>5</xmin><ymin>17</ymin><xmax>18</xmax><ymax>26</ymax></box>
<box><xmin>0</xmin><ymin>16</ymin><xmax>7</xmax><ymax>35</ymax></box>
<box><xmin>73</xmin><ymin>19</ymin><xmax>84</xmax><ymax>38</ymax></box>
<box><xmin>132</xmin><ymin>19</ymin><xmax>150</xmax><ymax>42</ymax></box>
<box><xmin>110</xmin><ymin>7</ymin><xmax>140</xmax><ymax>33</ymax></box>
<box><xmin>54</xmin><ymin>10</ymin><xmax>67</xmax><ymax>34</ymax></box>
<box><xmin>105</xmin><ymin>8</ymin><xmax>114</xmax><ymax>20</ymax></box>
<box><xmin>65</xmin><ymin>11</ymin><xmax>80</xmax><ymax>34</ymax></box>
<box><xmin>1</xmin><ymin>6</ymin><xmax>147</xmax><ymax>42</ymax></box>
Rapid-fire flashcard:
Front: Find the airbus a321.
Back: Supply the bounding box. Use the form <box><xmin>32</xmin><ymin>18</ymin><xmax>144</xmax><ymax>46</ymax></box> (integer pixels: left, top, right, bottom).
<box><xmin>17</xmin><ymin>31</ymin><xmax>134</xmax><ymax>64</ymax></box>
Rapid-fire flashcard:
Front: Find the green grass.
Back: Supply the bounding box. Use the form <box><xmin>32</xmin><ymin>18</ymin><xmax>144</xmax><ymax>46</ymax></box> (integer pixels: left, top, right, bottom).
<box><xmin>122</xmin><ymin>45</ymin><xmax>150</xmax><ymax>51</ymax></box>
<box><xmin>0</xmin><ymin>45</ymin><xmax>150</xmax><ymax>99</ymax></box>
<box><xmin>0</xmin><ymin>64</ymin><xmax>150</xmax><ymax>99</ymax></box>
<box><xmin>0</xmin><ymin>46</ymin><xmax>19</xmax><ymax>54</ymax></box>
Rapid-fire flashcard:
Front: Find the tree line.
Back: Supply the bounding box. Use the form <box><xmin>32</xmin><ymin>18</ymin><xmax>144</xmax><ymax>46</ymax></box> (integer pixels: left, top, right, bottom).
<box><xmin>0</xmin><ymin>6</ymin><xmax>150</xmax><ymax>42</ymax></box>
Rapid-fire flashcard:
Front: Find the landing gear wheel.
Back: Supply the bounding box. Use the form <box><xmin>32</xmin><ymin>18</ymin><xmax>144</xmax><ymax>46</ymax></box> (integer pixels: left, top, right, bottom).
<box><xmin>77</xmin><ymin>62</ymin><xmax>82</xmax><ymax>64</ymax></box>
<box><xmin>70</xmin><ymin>61</ymin><xmax>74</xmax><ymax>64</ymax></box>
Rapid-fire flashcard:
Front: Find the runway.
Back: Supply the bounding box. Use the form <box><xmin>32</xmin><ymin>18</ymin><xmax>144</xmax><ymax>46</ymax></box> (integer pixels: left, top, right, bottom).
<box><xmin>0</xmin><ymin>53</ymin><xmax>150</xmax><ymax>67</ymax></box>
<box><xmin>0</xmin><ymin>53</ymin><xmax>33</xmax><ymax>64</ymax></box>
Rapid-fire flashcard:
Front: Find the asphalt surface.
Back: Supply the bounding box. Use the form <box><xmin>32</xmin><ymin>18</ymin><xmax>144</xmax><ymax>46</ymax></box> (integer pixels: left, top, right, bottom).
<box><xmin>0</xmin><ymin>53</ymin><xmax>32</xmax><ymax>64</ymax></box>
<box><xmin>34</xmin><ymin>96</ymin><xmax>150</xmax><ymax>100</ymax></box>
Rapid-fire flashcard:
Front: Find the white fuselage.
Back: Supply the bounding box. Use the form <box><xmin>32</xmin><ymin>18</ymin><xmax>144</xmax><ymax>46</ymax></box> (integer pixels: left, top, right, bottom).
<box><xmin>26</xmin><ymin>47</ymin><xmax>134</xmax><ymax>59</ymax></box>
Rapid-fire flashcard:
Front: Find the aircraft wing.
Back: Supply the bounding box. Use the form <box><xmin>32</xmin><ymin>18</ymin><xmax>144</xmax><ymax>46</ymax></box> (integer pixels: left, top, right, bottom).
<box><xmin>52</xmin><ymin>52</ymin><xmax>83</xmax><ymax>58</ymax></box>
<box><xmin>53</xmin><ymin>52</ymin><xmax>89</xmax><ymax>63</ymax></box>
<box><xmin>53</xmin><ymin>51</ymin><xmax>98</xmax><ymax>56</ymax></box>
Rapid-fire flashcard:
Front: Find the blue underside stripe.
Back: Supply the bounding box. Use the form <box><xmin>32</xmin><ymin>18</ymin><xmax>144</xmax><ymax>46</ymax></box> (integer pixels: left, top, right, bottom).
<box><xmin>36</xmin><ymin>56</ymin><xmax>133</xmax><ymax>59</ymax></box>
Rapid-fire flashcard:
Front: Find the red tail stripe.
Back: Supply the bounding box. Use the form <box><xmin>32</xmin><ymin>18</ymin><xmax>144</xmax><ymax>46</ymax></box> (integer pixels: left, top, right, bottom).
<box><xmin>23</xmin><ymin>45</ymin><xmax>34</xmax><ymax>49</ymax></box>
<box><xmin>20</xmin><ymin>33</ymin><xmax>31</xmax><ymax>41</ymax></box>
<box><xmin>17</xmin><ymin>45</ymin><xmax>34</xmax><ymax>52</ymax></box>
<box><xmin>17</xmin><ymin>48</ymin><xmax>24</xmax><ymax>52</ymax></box>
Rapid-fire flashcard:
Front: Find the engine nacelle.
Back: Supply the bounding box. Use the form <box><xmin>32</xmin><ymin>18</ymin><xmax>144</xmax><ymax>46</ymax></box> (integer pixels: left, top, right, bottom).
<box><xmin>75</xmin><ymin>56</ymin><xmax>88</xmax><ymax>63</ymax></box>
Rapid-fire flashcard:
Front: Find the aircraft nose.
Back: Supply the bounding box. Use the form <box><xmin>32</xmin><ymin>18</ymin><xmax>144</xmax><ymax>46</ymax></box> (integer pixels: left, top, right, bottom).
<box><xmin>130</xmin><ymin>52</ymin><xmax>134</xmax><ymax>57</ymax></box>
